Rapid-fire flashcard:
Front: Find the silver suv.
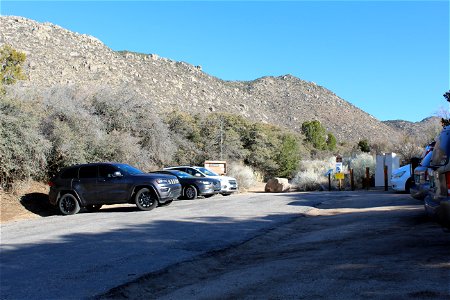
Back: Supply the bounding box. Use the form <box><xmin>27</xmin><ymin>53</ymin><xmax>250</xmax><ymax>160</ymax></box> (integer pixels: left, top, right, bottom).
<box><xmin>164</xmin><ymin>166</ymin><xmax>238</xmax><ymax>196</ymax></box>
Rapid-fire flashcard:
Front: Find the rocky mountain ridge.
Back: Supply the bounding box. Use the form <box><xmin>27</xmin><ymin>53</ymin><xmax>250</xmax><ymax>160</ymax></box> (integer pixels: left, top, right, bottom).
<box><xmin>0</xmin><ymin>16</ymin><xmax>433</xmax><ymax>144</ymax></box>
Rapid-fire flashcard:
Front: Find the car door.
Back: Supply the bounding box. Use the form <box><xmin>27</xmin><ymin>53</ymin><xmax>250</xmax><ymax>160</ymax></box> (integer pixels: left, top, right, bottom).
<box><xmin>97</xmin><ymin>164</ymin><xmax>130</xmax><ymax>203</ymax></box>
<box><xmin>73</xmin><ymin>165</ymin><xmax>99</xmax><ymax>204</ymax></box>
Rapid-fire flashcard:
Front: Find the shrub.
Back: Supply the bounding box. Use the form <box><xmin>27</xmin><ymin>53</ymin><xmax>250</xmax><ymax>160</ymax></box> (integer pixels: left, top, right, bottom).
<box><xmin>0</xmin><ymin>95</ymin><xmax>51</xmax><ymax>189</ymax></box>
<box><xmin>0</xmin><ymin>44</ymin><xmax>27</xmax><ymax>93</ymax></box>
<box><xmin>274</xmin><ymin>133</ymin><xmax>301</xmax><ymax>178</ymax></box>
<box><xmin>357</xmin><ymin>139</ymin><xmax>371</xmax><ymax>153</ymax></box>
<box><xmin>301</xmin><ymin>120</ymin><xmax>327</xmax><ymax>150</ymax></box>
<box><xmin>347</xmin><ymin>153</ymin><xmax>375</xmax><ymax>187</ymax></box>
<box><xmin>326</xmin><ymin>133</ymin><xmax>337</xmax><ymax>151</ymax></box>
<box><xmin>292</xmin><ymin>157</ymin><xmax>337</xmax><ymax>191</ymax></box>
<box><xmin>227</xmin><ymin>162</ymin><xmax>257</xmax><ymax>190</ymax></box>
<box><xmin>293</xmin><ymin>170</ymin><xmax>327</xmax><ymax>191</ymax></box>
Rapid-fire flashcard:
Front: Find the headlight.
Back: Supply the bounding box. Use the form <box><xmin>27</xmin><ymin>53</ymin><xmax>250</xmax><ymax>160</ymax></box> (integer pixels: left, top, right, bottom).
<box><xmin>156</xmin><ymin>179</ymin><xmax>169</xmax><ymax>184</ymax></box>
<box><xmin>392</xmin><ymin>171</ymin><xmax>406</xmax><ymax>178</ymax></box>
<box><xmin>157</xmin><ymin>178</ymin><xmax>179</xmax><ymax>184</ymax></box>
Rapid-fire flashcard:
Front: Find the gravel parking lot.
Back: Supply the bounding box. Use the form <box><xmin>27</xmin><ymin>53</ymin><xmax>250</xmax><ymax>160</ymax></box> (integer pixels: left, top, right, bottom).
<box><xmin>1</xmin><ymin>191</ymin><xmax>449</xmax><ymax>299</ymax></box>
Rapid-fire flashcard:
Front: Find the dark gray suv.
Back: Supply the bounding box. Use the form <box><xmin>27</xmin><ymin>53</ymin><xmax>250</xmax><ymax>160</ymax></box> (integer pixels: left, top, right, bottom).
<box><xmin>49</xmin><ymin>163</ymin><xmax>181</xmax><ymax>215</ymax></box>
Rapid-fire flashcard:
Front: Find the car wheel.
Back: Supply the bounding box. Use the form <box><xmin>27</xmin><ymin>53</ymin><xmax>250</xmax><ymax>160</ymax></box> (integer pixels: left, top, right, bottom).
<box><xmin>58</xmin><ymin>193</ymin><xmax>80</xmax><ymax>215</ymax></box>
<box><xmin>85</xmin><ymin>204</ymin><xmax>103</xmax><ymax>212</ymax></box>
<box><xmin>184</xmin><ymin>186</ymin><xmax>198</xmax><ymax>200</ymax></box>
<box><xmin>135</xmin><ymin>188</ymin><xmax>157</xmax><ymax>211</ymax></box>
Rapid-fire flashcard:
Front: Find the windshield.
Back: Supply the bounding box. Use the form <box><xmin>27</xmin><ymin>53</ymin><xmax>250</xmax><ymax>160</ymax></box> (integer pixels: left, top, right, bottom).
<box><xmin>430</xmin><ymin>129</ymin><xmax>450</xmax><ymax>167</ymax></box>
<box><xmin>197</xmin><ymin>167</ymin><xmax>219</xmax><ymax>176</ymax></box>
<box><xmin>168</xmin><ymin>170</ymin><xmax>194</xmax><ymax>178</ymax></box>
<box><xmin>116</xmin><ymin>164</ymin><xmax>144</xmax><ymax>175</ymax></box>
<box><xmin>420</xmin><ymin>151</ymin><xmax>433</xmax><ymax>167</ymax></box>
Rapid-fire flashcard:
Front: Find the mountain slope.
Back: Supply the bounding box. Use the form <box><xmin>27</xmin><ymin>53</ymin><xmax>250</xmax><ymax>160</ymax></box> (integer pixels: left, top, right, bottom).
<box><xmin>0</xmin><ymin>16</ymin><xmax>407</xmax><ymax>144</ymax></box>
<box><xmin>382</xmin><ymin>117</ymin><xmax>441</xmax><ymax>144</ymax></box>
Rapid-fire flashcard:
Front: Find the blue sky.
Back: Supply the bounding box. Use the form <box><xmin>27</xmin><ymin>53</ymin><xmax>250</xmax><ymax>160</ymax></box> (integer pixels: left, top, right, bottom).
<box><xmin>1</xmin><ymin>1</ymin><xmax>449</xmax><ymax>122</ymax></box>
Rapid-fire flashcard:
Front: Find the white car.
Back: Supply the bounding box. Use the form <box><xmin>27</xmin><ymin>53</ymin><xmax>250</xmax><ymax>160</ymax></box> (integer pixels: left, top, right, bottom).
<box><xmin>391</xmin><ymin>164</ymin><xmax>412</xmax><ymax>192</ymax></box>
<box><xmin>164</xmin><ymin>166</ymin><xmax>238</xmax><ymax>196</ymax></box>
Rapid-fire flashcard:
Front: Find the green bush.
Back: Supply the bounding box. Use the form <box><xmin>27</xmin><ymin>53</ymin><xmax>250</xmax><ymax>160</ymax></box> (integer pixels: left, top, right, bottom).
<box><xmin>275</xmin><ymin>133</ymin><xmax>301</xmax><ymax>178</ymax></box>
<box><xmin>302</xmin><ymin>120</ymin><xmax>327</xmax><ymax>150</ymax></box>
<box><xmin>357</xmin><ymin>139</ymin><xmax>371</xmax><ymax>153</ymax></box>
<box><xmin>0</xmin><ymin>45</ymin><xmax>26</xmax><ymax>93</ymax></box>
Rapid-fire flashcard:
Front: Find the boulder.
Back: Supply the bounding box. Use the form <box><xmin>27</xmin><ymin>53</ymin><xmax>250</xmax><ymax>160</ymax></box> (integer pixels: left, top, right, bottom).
<box><xmin>265</xmin><ymin>178</ymin><xmax>291</xmax><ymax>193</ymax></box>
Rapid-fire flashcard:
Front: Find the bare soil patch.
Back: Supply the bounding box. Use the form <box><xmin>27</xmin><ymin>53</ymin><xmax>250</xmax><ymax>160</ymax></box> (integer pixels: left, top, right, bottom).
<box><xmin>0</xmin><ymin>181</ymin><xmax>54</xmax><ymax>224</ymax></box>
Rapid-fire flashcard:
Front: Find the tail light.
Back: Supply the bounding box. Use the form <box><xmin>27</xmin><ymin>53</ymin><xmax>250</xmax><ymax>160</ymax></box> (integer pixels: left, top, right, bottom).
<box><xmin>446</xmin><ymin>172</ymin><xmax>450</xmax><ymax>196</ymax></box>
<box><xmin>48</xmin><ymin>181</ymin><xmax>55</xmax><ymax>187</ymax></box>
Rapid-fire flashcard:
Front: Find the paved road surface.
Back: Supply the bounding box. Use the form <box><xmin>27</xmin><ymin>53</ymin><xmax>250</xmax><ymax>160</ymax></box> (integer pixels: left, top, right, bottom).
<box><xmin>1</xmin><ymin>191</ymin><xmax>449</xmax><ymax>299</ymax></box>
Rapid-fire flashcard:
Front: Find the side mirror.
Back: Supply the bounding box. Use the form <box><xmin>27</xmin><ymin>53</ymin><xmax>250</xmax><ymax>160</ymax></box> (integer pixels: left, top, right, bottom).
<box><xmin>112</xmin><ymin>171</ymin><xmax>123</xmax><ymax>178</ymax></box>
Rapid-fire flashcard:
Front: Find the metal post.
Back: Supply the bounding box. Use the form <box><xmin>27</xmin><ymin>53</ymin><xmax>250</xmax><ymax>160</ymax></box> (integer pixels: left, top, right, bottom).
<box><xmin>350</xmin><ymin>168</ymin><xmax>355</xmax><ymax>191</ymax></box>
<box><xmin>328</xmin><ymin>173</ymin><xmax>331</xmax><ymax>191</ymax></box>
<box><xmin>384</xmin><ymin>165</ymin><xmax>388</xmax><ymax>191</ymax></box>
<box><xmin>365</xmin><ymin>167</ymin><xmax>370</xmax><ymax>190</ymax></box>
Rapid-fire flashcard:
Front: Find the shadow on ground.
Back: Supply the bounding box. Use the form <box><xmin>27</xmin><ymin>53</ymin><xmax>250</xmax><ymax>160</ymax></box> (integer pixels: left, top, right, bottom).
<box><xmin>20</xmin><ymin>193</ymin><xmax>59</xmax><ymax>216</ymax></box>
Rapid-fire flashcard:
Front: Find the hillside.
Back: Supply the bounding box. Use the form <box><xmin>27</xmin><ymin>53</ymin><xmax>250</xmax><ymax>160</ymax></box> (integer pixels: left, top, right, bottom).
<box><xmin>0</xmin><ymin>16</ymin><xmax>416</xmax><ymax>144</ymax></box>
<box><xmin>382</xmin><ymin>117</ymin><xmax>441</xmax><ymax>144</ymax></box>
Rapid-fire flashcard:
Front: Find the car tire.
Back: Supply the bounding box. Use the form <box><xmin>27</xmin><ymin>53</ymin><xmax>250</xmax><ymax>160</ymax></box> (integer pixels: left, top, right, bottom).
<box><xmin>85</xmin><ymin>204</ymin><xmax>103</xmax><ymax>212</ymax></box>
<box><xmin>58</xmin><ymin>193</ymin><xmax>81</xmax><ymax>215</ymax></box>
<box><xmin>135</xmin><ymin>188</ymin><xmax>158</xmax><ymax>211</ymax></box>
<box><xmin>184</xmin><ymin>185</ymin><xmax>198</xmax><ymax>200</ymax></box>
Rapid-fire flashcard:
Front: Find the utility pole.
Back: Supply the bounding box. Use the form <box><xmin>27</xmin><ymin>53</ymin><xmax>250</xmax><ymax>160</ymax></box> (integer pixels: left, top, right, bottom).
<box><xmin>219</xmin><ymin>118</ymin><xmax>224</xmax><ymax>160</ymax></box>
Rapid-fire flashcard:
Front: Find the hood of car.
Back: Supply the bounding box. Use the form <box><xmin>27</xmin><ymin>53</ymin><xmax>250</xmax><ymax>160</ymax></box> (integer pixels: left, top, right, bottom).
<box><xmin>392</xmin><ymin>164</ymin><xmax>410</xmax><ymax>176</ymax></box>
<box><xmin>207</xmin><ymin>175</ymin><xmax>237</xmax><ymax>182</ymax></box>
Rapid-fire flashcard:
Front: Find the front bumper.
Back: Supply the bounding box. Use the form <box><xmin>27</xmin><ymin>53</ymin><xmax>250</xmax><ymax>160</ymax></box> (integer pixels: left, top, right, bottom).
<box><xmin>159</xmin><ymin>184</ymin><xmax>182</xmax><ymax>202</ymax></box>
<box><xmin>410</xmin><ymin>183</ymin><xmax>429</xmax><ymax>201</ymax></box>
<box><xmin>198</xmin><ymin>184</ymin><xmax>218</xmax><ymax>196</ymax></box>
<box><xmin>219</xmin><ymin>181</ymin><xmax>238</xmax><ymax>194</ymax></box>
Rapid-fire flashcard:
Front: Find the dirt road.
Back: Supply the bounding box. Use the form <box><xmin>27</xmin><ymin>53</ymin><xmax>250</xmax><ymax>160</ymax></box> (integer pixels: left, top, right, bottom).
<box><xmin>100</xmin><ymin>192</ymin><xmax>450</xmax><ymax>300</ymax></box>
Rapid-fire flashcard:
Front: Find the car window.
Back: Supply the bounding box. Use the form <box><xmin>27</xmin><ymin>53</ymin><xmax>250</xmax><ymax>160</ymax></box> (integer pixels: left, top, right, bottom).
<box><xmin>99</xmin><ymin>165</ymin><xmax>119</xmax><ymax>178</ymax></box>
<box><xmin>197</xmin><ymin>167</ymin><xmax>218</xmax><ymax>176</ymax></box>
<box><xmin>116</xmin><ymin>164</ymin><xmax>144</xmax><ymax>175</ymax></box>
<box><xmin>420</xmin><ymin>151</ymin><xmax>433</xmax><ymax>167</ymax></box>
<box><xmin>170</xmin><ymin>170</ymin><xmax>193</xmax><ymax>178</ymax></box>
<box><xmin>79</xmin><ymin>166</ymin><xmax>98</xmax><ymax>178</ymax></box>
<box><xmin>184</xmin><ymin>168</ymin><xmax>195</xmax><ymax>175</ymax></box>
<box><xmin>60</xmin><ymin>167</ymin><xmax>78</xmax><ymax>179</ymax></box>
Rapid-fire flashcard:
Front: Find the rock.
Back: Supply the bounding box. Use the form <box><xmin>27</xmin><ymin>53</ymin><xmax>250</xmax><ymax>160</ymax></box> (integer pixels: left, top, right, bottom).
<box><xmin>265</xmin><ymin>178</ymin><xmax>291</xmax><ymax>193</ymax></box>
